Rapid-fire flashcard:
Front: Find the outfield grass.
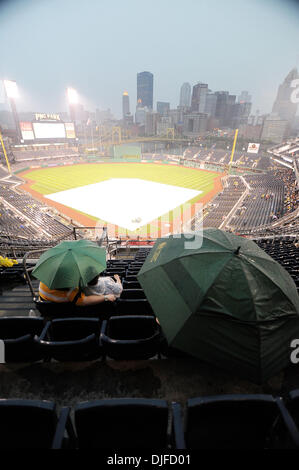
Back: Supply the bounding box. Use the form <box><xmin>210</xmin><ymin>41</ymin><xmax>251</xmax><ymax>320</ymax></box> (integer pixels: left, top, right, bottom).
<box><xmin>24</xmin><ymin>163</ymin><xmax>217</xmax><ymax>194</ymax></box>
<box><xmin>22</xmin><ymin>163</ymin><xmax>220</xmax><ymax>235</ymax></box>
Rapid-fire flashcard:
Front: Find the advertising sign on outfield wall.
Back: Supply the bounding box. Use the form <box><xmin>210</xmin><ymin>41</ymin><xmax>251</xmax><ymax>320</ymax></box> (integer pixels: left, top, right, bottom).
<box><xmin>65</xmin><ymin>122</ymin><xmax>76</xmax><ymax>139</ymax></box>
<box><xmin>247</xmin><ymin>143</ymin><xmax>260</xmax><ymax>154</ymax></box>
<box><xmin>20</xmin><ymin>122</ymin><xmax>34</xmax><ymax>140</ymax></box>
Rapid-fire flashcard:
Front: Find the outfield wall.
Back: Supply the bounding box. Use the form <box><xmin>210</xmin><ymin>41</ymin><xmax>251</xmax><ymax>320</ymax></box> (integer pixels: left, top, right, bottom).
<box><xmin>13</xmin><ymin>155</ymin><xmax>262</xmax><ymax>176</ymax></box>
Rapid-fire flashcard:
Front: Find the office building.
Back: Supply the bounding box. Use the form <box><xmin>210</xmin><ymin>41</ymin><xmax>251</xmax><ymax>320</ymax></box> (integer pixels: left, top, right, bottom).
<box><xmin>238</xmin><ymin>91</ymin><xmax>252</xmax><ymax>104</ymax></box>
<box><xmin>179</xmin><ymin>82</ymin><xmax>191</xmax><ymax>108</ymax></box>
<box><xmin>261</xmin><ymin>113</ymin><xmax>289</xmax><ymax>143</ymax></box>
<box><xmin>272</xmin><ymin>68</ymin><xmax>299</xmax><ymax>123</ymax></box>
<box><xmin>214</xmin><ymin>91</ymin><xmax>236</xmax><ymax>127</ymax></box>
<box><xmin>191</xmin><ymin>83</ymin><xmax>208</xmax><ymax>113</ymax></box>
<box><xmin>230</xmin><ymin>102</ymin><xmax>252</xmax><ymax>128</ymax></box>
<box><xmin>157</xmin><ymin>101</ymin><xmax>170</xmax><ymax>115</ymax></box>
<box><xmin>135</xmin><ymin>106</ymin><xmax>148</xmax><ymax>125</ymax></box>
<box><xmin>137</xmin><ymin>71</ymin><xmax>154</xmax><ymax>109</ymax></box>
<box><xmin>157</xmin><ymin>116</ymin><xmax>172</xmax><ymax>136</ymax></box>
<box><xmin>183</xmin><ymin>113</ymin><xmax>208</xmax><ymax>137</ymax></box>
<box><xmin>145</xmin><ymin>111</ymin><xmax>159</xmax><ymax>136</ymax></box>
<box><xmin>204</xmin><ymin>93</ymin><xmax>217</xmax><ymax>117</ymax></box>
<box><xmin>122</xmin><ymin>91</ymin><xmax>130</xmax><ymax>118</ymax></box>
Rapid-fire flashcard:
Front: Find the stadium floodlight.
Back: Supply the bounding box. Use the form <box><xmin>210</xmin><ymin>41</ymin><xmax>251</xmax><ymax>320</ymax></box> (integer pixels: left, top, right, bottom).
<box><xmin>67</xmin><ymin>87</ymin><xmax>78</xmax><ymax>104</ymax></box>
<box><xmin>3</xmin><ymin>80</ymin><xmax>18</xmax><ymax>99</ymax></box>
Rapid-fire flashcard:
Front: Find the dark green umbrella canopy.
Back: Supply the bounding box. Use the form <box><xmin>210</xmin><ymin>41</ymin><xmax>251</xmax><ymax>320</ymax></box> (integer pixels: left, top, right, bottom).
<box><xmin>138</xmin><ymin>229</ymin><xmax>299</xmax><ymax>383</ymax></box>
<box><xmin>32</xmin><ymin>239</ymin><xmax>106</xmax><ymax>289</ymax></box>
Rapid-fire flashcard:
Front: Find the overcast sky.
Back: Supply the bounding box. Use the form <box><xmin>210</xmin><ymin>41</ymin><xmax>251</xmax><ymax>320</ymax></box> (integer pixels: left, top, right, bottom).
<box><xmin>1</xmin><ymin>0</ymin><xmax>299</xmax><ymax>118</ymax></box>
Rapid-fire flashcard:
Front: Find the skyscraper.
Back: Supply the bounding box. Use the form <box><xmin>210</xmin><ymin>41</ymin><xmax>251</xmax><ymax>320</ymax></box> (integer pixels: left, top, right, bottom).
<box><xmin>238</xmin><ymin>91</ymin><xmax>252</xmax><ymax>104</ymax></box>
<box><xmin>183</xmin><ymin>113</ymin><xmax>208</xmax><ymax>137</ymax></box>
<box><xmin>261</xmin><ymin>113</ymin><xmax>289</xmax><ymax>143</ymax></box>
<box><xmin>122</xmin><ymin>91</ymin><xmax>130</xmax><ymax>118</ymax></box>
<box><xmin>191</xmin><ymin>83</ymin><xmax>208</xmax><ymax>113</ymax></box>
<box><xmin>230</xmin><ymin>102</ymin><xmax>252</xmax><ymax>128</ymax></box>
<box><xmin>214</xmin><ymin>91</ymin><xmax>236</xmax><ymax>127</ymax></box>
<box><xmin>204</xmin><ymin>93</ymin><xmax>217</xmax><ymax>117</ymax></box>
<box><xmin>272</xmin><ymin>68</ymin><xmax>299</xmax><ymax>123</ymax></box>
<box><xmin>179</xmin><ymin>82</ymin><xmax>191</xmax><ymax>108</ymax></box>
<box><xmin>137</xmin><ymin>71</ymin><xmax>153</xmax><ymax>109</ymax></box>
<box><xmin>157</xmin><ymin>101</ymin><xmax>170</xmax><ymax>115</ymax></box>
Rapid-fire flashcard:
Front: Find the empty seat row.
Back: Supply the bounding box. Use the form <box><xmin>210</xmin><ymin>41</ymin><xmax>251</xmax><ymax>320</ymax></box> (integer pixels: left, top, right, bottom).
<box><xmin>0</xmin><ymin>315</ymin><xmax>166</xmax><ymax>362</ymax></box>
<box><xmin>1</xmin><ymin>393</ymin><xmax>299</xmax><ymax>449</ymax></box>
<box><xmin>34</xmin><ymin>294</ymin><xmax>153</xmax><ymax>318</ymax></box>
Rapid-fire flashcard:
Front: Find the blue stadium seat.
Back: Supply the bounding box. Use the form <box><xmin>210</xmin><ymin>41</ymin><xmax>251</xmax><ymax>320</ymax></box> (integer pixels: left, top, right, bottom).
<box><xmin>74</xmin><ymin>398</ymin><xmax>169</xmax><ymax>448</ymax></box>
<box><xmin>0</xmin><ymin>399</ymin><xmax>73</xmax><ymax>449</ymax></box>
<box><xmin>183</xmin><ymin>394</ymin><xmax>299</xmax><ymax>449</ymax></box>
<box><xmin>34</xmin><ymin>317</ymin><xmax>102</xmax><ymax>362</ymax></box>
<box><xmin>120</xmin><ymin>289</ymin><xmax>146</xmax><ymax>299</ymax></box>
<box><xmin>125</xmin><ymin>275</ymin><xmax>139</xmax><ymax>282</ymax></box>
<box><xmin>100</xmin><ymin>315</ymin><xmax>162</xmax><ymax>360</ymax></box>
<box><xmin>0</xmin><ymin>317</ymin><xmax>45</xmax><ymax>362</ymax></box>
<box><xmin>115</xmin><ymin>298</ymin><xmax>154</xmax><ymax>315</ymax></box>
<box><xmin>122</xmin><ymin>281</ymin><xmax>141</xmax><ymax>289</ymax></box>
<box><xmin>34</xmin><ymin>298</ymin><xmax>116</xmax><ymax>319</ymax></box>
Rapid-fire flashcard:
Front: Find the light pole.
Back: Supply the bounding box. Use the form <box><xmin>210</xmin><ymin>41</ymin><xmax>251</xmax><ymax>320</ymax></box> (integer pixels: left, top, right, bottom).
<box><xmin>67</xmin><ymin>87</ymin><xmax>79</xmax><ymax>137</ymax></box>
<box><xmin>67</xmin><ymin>87</ymin><xmax>78</xmax><ymax>121</ymax></box>
<box><xmin>0</xmin><ymin>128</ymin><xmax>11</xmax><ymax>173</ymax></box>
<box><xmin>4</xmin><ymin>80</ymin><xmax>22</xmax><ymax>142</ymax></box>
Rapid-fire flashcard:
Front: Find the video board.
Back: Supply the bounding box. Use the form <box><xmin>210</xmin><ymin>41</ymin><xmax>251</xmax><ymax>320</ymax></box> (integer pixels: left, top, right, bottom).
<box><xmin>32</xmin><ymin>122</ymin><xmax>66</xmax><ymax>139</ymax></box>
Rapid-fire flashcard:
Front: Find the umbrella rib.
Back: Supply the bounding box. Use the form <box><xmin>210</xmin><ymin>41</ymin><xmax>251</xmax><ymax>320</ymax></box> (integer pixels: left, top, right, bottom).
<box><xmin>243</xmin><ymin>255</ymin><xmax>298</xmax><ymax>308</ymax></box>
<box><xmin>238</xmin><ymin>258</ymin><xmax>259</xmax><ymax>319</ymax></box>
<box><xmin>202</xmin><ymin>230</ymin><xmax>236</xmax><ymax>250</ymax></box>
<box><xmin>196</xmin><ymin>256</ymin><xmax>238</xmax><ymax>315</ymax></box>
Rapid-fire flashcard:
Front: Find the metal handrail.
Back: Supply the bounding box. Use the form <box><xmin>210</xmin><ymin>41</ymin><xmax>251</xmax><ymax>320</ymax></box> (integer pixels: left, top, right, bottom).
<box><xmin>22</xmin><ymin>248</ymin><xmax>49</xmax><ymax>298</ymax></box>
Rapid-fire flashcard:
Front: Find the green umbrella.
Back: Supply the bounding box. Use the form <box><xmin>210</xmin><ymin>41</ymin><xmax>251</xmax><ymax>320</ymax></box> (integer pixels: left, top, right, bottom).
<box><xmin>32</xmin><ymin>239</ymin><xmax>106</xmax><ymax>289</ymax></box>
<box><xmin>138</xmin><ymin>229</ymin><xmax>299</xmax><ymax>383</ymax></box>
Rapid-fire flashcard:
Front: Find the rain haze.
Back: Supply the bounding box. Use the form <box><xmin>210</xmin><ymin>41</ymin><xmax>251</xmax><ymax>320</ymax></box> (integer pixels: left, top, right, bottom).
<box><xmin>1</xmin><ymin>0</ymin><xmax>299</xmax><ymax>117</ymax></box>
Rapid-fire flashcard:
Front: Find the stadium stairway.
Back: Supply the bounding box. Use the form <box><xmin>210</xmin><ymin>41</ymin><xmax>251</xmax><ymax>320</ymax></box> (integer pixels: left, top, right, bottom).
<box><xmin>0</xmin><ymin>279</ymin><xmax>39</xmax><ymax>317</ymax></box>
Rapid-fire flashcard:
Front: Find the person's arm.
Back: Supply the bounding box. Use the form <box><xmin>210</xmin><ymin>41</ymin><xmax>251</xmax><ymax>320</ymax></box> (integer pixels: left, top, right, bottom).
<box><xmin>114</xmin><ymin>274</ymin><xmax>122</xmax><ymax>286</ymax></box>
<box><xmin>79</xmin><ymin>293</ymin><xmax>116</xmax><ymax>306</ymax></box>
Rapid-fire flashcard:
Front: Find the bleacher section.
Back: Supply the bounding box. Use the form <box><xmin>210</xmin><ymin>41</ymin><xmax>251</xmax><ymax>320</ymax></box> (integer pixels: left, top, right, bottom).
<box><xmin>200</xmin><ymin>176</ymin><xmax>246</xmax><ymax>229</ymax></box>
<box><xmin>254</xmin><ymin>237</ymin><xmax>299</xmax><ymax>289</ymax></box>
<box><xmin>229</xmin><ymin>173</ymin><xmax>285</xmax><ymax>230</ymax></box>
<box><xmin>200</xmin><ymin>168</ymin><xmax>298</xmax><ymax>233</ymax></box>
<box><xmin>0</xmin><ymin>182</ymin><xmax>73</xmax><ymax>240</ymax></box>
<box><xmin>12</xmin><ymin>146</ymin><xmax>79</xmax><ymax>162</ymax></box>
<box><xmin>184</xmin><ymin>146</ymin><xmax>272</xmax><ymax>171</ymax></box>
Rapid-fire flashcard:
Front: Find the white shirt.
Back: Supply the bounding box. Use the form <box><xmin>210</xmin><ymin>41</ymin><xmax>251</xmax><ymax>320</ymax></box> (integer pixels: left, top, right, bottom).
<box><xmin>83</xmin><ymin>277</ymin><xmax>123</xmax><ymax>298</ymax></box>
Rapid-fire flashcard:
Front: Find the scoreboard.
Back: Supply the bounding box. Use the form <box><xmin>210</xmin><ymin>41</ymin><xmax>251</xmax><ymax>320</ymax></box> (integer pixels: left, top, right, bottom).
<box><xmin>19</xmin><ymin>113</ymin><xmax>76</xmax><ymax>141</ymax></box>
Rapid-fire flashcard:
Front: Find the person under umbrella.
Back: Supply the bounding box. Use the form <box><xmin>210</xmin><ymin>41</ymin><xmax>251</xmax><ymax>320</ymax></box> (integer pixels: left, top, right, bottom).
<box><xmin>138</xmin><ymin>229</ymin><xmax>299</xmax><ymax>383</ymax></box>
<box><xmin>32</xmin><ymin>240</ymin><xmax>116</xmax><ymax>306</ymax></box>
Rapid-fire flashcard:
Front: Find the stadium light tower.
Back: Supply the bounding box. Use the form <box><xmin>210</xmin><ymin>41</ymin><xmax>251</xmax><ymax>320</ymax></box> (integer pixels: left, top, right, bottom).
<box><xmin>67</xmin><ymin>87</ymin><xmax>78</xmax><ymax>123</ymax></box>
<box><xmin>3</xmin><ymin>79</ymin><xmax>22</xmax><ymax>142</ymax></box>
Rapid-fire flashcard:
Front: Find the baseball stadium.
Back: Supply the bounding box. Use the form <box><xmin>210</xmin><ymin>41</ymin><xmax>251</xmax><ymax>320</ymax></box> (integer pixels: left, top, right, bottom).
<box><xmin>0</xmin><ymin>0</ymin><xmax>299</xmax><ymax>451</ymax></box>
<box><xmin>0</xmin><ymin>128</ymin><xmax>298</xmax><ymax>449</ymax></box>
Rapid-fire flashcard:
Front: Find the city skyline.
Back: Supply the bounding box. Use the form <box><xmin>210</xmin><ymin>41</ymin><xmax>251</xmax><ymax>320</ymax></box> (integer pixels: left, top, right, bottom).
<box><xmin>1</xmin><ymin>0</ymin><xmax>299</xmax><ymax>118</ymax></box>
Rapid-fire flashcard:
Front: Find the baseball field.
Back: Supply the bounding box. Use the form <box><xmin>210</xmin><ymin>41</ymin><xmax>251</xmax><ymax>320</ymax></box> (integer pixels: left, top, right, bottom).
<box><xmin>20</xmin><ymin>162</ymin><xmax>223</xmax><ymax>236</ymax></box>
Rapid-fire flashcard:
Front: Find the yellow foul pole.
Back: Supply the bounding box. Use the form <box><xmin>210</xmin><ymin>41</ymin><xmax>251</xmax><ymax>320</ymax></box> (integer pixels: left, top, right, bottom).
<box><xmin>0</xmin><ymin>130</ymin><xmax>11</xmax><ymax>173</ymax></box>
<box><xmin>229</xmin><ymin>128</ymin><xmax>238</xmax><ymax>174</ymax></box>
